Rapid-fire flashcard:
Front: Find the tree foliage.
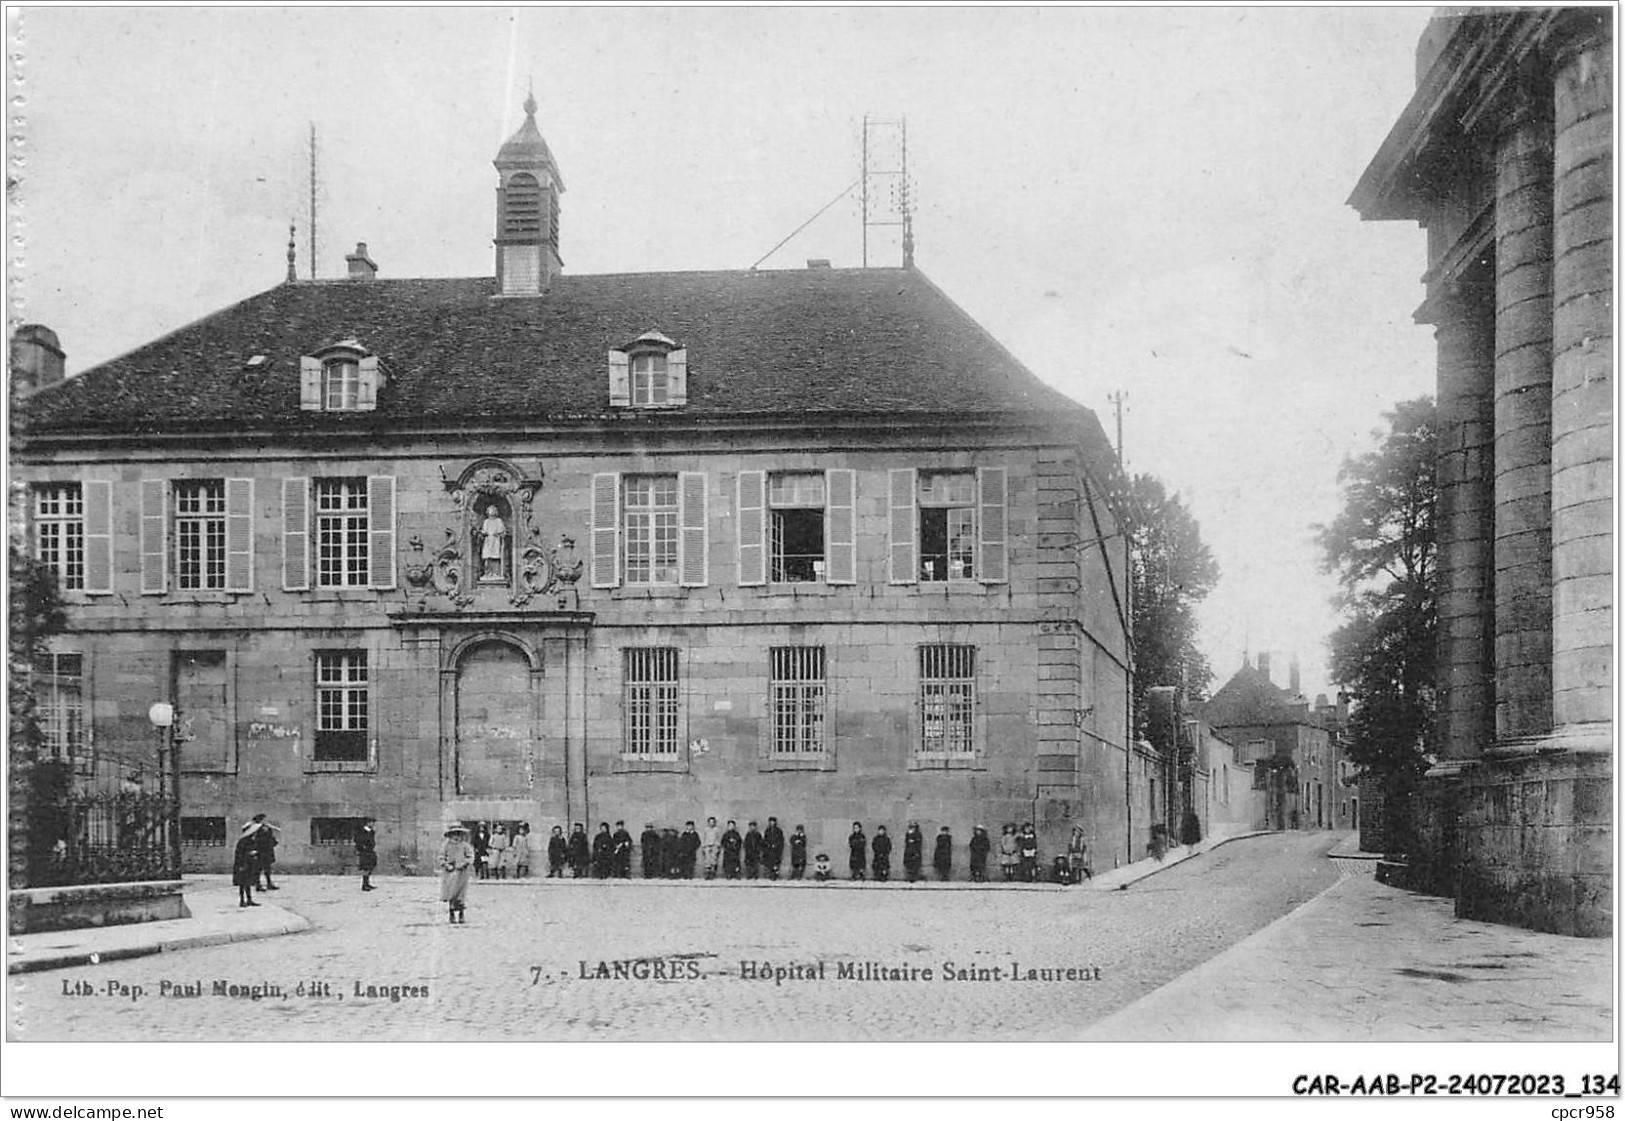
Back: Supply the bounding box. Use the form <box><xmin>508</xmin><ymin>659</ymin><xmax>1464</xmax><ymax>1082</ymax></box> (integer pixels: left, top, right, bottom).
<box><xmin>1317</xmin><ymin>397</ymin><xmax>1437</xmax><ymax>798</ymax></box>
<box><xmin>9</xmin><ymin>536</ymin><xmax>66</xmax><ymax>762</ymax></box>
<box><xmin>1111</xmin><ymin>472</ymin><xmax>1220</xmax><ymax>736</ymax></box>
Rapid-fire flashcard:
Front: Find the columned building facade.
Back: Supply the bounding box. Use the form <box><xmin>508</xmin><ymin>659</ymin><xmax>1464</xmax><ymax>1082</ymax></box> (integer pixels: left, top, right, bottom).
<box><xmin>1352</xmin><ymin>8</ymin><xmax>1611</xmax><ymax>935</ymax></box>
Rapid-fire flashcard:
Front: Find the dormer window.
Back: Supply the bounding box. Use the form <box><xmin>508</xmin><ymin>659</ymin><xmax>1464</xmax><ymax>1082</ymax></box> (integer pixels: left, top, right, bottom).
<box><xmin>632</xmin><ymin>353</ymin><xmax>669</xmax><ymax>406</ymax></box>
<box><xmin>300</xmin><ymin>343</ymin><xmax>382</xmax><ymax>412</ymax></box>
<box><xmin>609</xmin><ymin>331</ymin><xmax>687</xmax><ymax>409</ymax></box>
<box><xmin>323</xmin><ymin>358</ymin><xmax>361</xmax><ymax>410</ymax></box>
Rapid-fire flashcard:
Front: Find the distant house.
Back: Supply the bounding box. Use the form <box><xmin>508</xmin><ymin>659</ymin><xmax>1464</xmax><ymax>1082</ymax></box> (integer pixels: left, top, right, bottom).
<box><xmin>1198</xmin><ymin>654</ymin><xmax>1346</xmax><ymax>833</ymax></box>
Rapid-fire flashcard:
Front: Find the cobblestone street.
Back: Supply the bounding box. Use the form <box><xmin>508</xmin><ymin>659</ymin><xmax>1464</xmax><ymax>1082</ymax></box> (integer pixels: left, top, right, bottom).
<box><xmin>13</xmin><ymin>832</ymin><xmax>1343</xmax><ymax>1041</ymax></box>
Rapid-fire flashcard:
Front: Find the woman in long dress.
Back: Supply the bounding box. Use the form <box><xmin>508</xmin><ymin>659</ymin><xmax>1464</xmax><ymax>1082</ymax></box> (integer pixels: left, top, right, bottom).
<box><xmin>232</xmin><ymin>822</ymin><xmax>260</xmax><ymax>907</ymax></box>
<box><xmin>440</xmin><ymin>824</ymin><xmax>474</xmax><ymax>923</ymax></box>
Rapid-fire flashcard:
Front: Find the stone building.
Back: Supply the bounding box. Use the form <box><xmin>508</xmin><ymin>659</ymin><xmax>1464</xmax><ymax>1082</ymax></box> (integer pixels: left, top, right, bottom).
<box><xmin>1350</xmin><ymin>8</ymin><xmax>1611</xmax><ymax>934</ymax></box>
<box><xmin>13</xmin><ymin>98</ymin><xmax>1133</xmax><ymax>877</ymax></box>
<box><xmin>1199</xmin><ymin>654</ymin><xmax>1347</xmax><ymax>833</ymax></box>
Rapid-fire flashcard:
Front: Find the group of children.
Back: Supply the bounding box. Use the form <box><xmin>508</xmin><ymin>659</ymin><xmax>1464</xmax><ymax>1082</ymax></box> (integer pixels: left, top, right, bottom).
<box><xmin>441</xmin><ymin>817</ymin><xmax>1095</xmax><ymax>885</ymax></box>
<box><xmin>435</xmin><ymin>817</ymin><xmax>1094</xmax><ymax>923</ymax></box>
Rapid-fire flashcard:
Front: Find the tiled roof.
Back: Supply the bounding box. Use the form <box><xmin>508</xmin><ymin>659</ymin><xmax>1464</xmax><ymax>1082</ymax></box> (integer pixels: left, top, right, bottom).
<box><xmin>1200</xmin><ymin>664</ymin><xmax>1306</xmax><ymax>729</ymax></box>
<box><xmin>18</xmin><ymin>267</ymin><xmax>1103</xmax><ymax>443</ymax></box>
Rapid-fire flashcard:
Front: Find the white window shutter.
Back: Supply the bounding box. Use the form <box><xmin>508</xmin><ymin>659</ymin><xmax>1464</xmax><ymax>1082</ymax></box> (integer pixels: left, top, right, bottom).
<box><xmin>667</xmin><ymin>348</ymin><xmax>688</xmax><ymax>406</ymax></box>
<box><xmin>356</xmin><ymin>355</ymin><xmax>381</xmax><ymax>411</ymax></box>
<box><xmin>225</xmin><ymin>478</ymin><xmax>254</xmax><ymax>592</ymax></box>
<box><xmin>825</xmin><ymin>468</ymin><xmax>856</xmax><ymax>585</ymax></box>
<box><xmin>140</xmin><ymin>478</ymin><xmax>167</xmax><ymax>594</ymax></box>
<box><xmin>591</xmin><ymin>472</ymin><xmax>620</xmax><ymax>588</ymax></box>
<box><xmin>608</xmin><ymin>350</ymin><xmax>631</xmax><ymax>407</ymax></box>
<box><xmin>736</xmin><ymin>470</ymin><xmax>766</xmax><ymax>586</ymax></box>
<box><xmin>282</xmin><ymin>477</ymin><xmax>310</xmax><ymax>591</ymax></box>
<box><xmin>82</xmin><ymin>479</ymin><xmax>114</xmax><ymax>594</ymax></box>
<box><xmin>978</xmin><ymin>466</ymin><xmax>1008</xmax><ymax>584</ymax></box>
<box><xmin>300</xmin><ymin>357</ymin><xmax>323</xmax><ymax>411</ymax></box>
<box><xmin>888</xmin><ymin>468</ymin><xmax>918</xmax><ymax>585</ymax></box>
<box><xmin>368</xmin><ymin>475</ymin><xmax>396</xmax><ymax>589</ymax></box>
<box><xmin>678</xmin><ymin>471</ymin><xmax>708</xmax><ymax>587</ymax></box>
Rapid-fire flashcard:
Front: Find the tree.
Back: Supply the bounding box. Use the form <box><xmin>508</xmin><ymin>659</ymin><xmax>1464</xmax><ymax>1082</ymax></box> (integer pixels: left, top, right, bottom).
<box><xmin>1111</xmin><ymin>472</ymin><xmax>1220</xmax><ymax>737</ymax></box>
<box><xmin>1317</xmin><ymin>397</ymin><xmax>1437</xmax><ymax>850</ymax></box>
<box><xmin>9</xmin><ymin>533</ymin><xmax>67</xmax><ymax>887</ymax></box>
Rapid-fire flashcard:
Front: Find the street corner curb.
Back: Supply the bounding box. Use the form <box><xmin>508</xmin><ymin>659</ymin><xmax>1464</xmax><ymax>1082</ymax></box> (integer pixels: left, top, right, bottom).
<box><xmin>8</xmin><ymin>941</ymin><xmax>167</xmax><ymax>974</ymax></box>
<box><xmin>1091</xmin><ymin>830</ymin><xmax>1275</xmax><ymax>891</ymax></box>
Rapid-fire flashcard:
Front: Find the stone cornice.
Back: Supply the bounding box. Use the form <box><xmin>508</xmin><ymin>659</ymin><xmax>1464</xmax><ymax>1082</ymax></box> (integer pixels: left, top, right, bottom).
<box><xmin>1350</xmin><ymin>9</ymin><xmax>1560</xmax><ymax>221</ymax></box>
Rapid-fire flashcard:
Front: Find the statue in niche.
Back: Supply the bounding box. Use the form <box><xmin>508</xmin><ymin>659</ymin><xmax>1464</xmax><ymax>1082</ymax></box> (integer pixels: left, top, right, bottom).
<box><xmin>478</xmin><ymin>505</ymin><xmax>509</xmax><ymax>582</ymax></box>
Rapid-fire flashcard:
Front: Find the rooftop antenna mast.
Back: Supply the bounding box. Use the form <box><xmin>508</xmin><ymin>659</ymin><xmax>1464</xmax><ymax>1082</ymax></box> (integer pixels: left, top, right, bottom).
<box><xmin>861</xmin><ymin>114</ymin><xmax>912</xmax><ymax>267</ymax></box>
<box><xmin>308</xmin><ymin>123</ymin><xmax>319</xmax><ymax>280</ymax></box>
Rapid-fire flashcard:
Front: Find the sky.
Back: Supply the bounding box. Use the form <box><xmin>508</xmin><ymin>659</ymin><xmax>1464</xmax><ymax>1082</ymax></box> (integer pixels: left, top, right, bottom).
<box><xmin>9</xmin><ymin>5</ymin><xmax>1440</xmax><ymax>701</ymax></box>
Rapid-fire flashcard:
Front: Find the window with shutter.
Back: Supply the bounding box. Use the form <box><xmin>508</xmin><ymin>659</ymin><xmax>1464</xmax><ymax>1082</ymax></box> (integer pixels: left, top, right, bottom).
<box><xmin>591</xmin><ymin>472</ymin><xmax>620</xmax><ymax>588</ymax></box>
<box><xmin>367</xmin><ymin>475</ymin><xmax>395</xmax><ymax>588</ymax></box>
<box><xmin>977</xmin><ymin>466</ymin><xmax>1008</xmax><ymax>584</ymax></box>
<box><xmin>81</xmin><ymin>480</ymin><xmax>114</xmax><ymax>594</ymax></box>
<box><xmin>825</xmin><ymin>469</ymin><xmax>856</xmax><ymax>584</ymax></box>
<box><xmin>34</xmin><ymin>483</ymin><xmax>86</xmax><ymax>591</ymax></box>
<box><xmin>225</xmin><ymin>478</ymin><xmax>254</xmax><ymax>592</ymax></box>
<box><xmin>678</xmin><ymin>471</ymin><xmax>708</xmax><ymax>587</ymax></box>
<box><xmin>608</xmin><ymin>351</ymin><xmax>631</xmax><ymax>407</ymax></box>
<box><xmin>888</xmin><ymin>468</ymin><xmax>917</xmax><ymax>585</ymax></box>
<box><xmin>140</xmin><ymin>479</ymin><xmax>168</xmax><ymax>594</ymax></box>
<box><xmin>737</xmin><ymin>470</ymin><xmax>766</xmax><ymax>586</ymax></box>
<box><xmin>282</xmin><ymin>477</ymin><xmax>311</xmax><ymax>590</ymax></box>
<box><xmin>174</xmin><ymin>479</ymin><xmax>226</xmax><ymax>591</ymax></box>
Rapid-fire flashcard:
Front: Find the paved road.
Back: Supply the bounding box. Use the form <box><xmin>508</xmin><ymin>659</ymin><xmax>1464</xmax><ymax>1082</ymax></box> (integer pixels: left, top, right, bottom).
<box><xmin>12</xmin><ymin>832</ymin><xmax>1342</xmax><ymax>1041</ymax></box>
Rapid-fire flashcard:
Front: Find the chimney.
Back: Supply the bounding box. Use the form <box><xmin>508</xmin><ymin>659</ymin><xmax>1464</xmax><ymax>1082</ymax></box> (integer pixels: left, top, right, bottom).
<box><xmin>1256</xmin><ymin>652</ymin><xmax>1271</xmax><ymax>683</ymax></box>
<box><xmin>1289</xmin><ymin>656</ymin><xmax>1301</xmax><ymax>696</ymax></box>
<box><xmin>345</xmin><ymin>242</ymin><xmax>378</xmax><ymax>281</ymax></box>
<box><xmin>11</xmin><ymin>324</ymin><xmax>66</xmax><ymax>393</ymax></box>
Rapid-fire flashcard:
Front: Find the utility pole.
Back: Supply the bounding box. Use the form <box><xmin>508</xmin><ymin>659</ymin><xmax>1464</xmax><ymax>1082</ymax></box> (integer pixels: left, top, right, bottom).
<box><xmin>1107</xmin><ymin>390</ymin><xmax>1127</xmax><ymax>467</ymax></box>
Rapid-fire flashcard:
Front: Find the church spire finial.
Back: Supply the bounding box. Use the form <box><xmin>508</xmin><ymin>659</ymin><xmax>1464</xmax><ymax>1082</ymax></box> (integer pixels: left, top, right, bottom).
<box><xmin>523</xmin><ymin>79</ymin><xmax>536</xmax><ymax>120</ymax></box>
<box><xmin>286</xmin><ymin>221</ymin><xmax>297</xmax><ymax>283</ymax></box>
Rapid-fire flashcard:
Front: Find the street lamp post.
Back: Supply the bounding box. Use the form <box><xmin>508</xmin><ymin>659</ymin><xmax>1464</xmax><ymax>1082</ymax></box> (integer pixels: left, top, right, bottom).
<box><xmin>148</xmin><ymin>702</ymin><xmax>181</xmax><ymax>878</ymax></box>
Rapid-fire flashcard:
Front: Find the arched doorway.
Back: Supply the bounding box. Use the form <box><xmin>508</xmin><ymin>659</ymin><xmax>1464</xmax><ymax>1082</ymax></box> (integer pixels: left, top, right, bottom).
<box><xmin>454</xmin><ymin>640</ymin><xmax>536</xmax><ymax>796</ymax></box>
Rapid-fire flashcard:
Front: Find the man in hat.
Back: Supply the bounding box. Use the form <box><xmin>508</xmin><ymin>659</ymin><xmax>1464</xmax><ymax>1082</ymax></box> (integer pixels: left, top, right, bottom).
<box><xmin>762</xmin><ymin>816</ymin><xmax>785</xmax><ymax>881</ymax></box>
<box><xmin>232</xmin><ymin>820</ymin><xmax>260</xmax><ymax>907</ymax></box>
<box><xmin>969</xmin><ymin>825</ymin><xmax>991</xmax><ymax>882</ymax></box>
<box><xmin>902</xmin><ymin>822</ymin><xmax>924</xmax><ymax>882</ymax></box>
<box><xmin>568</xmin><ymin>822</ymin><xmax>590</xmax><ymax>878</ymax></box>
<box><xmin>640</xmin><ymin>823</ymin><xmax>662</xmax><ymax>879</ymax></box>
<box><xmin>701</xmin><ymin>816</ymin><xmax>721</xmax><ymax>880</ymax></box>
<box><xmin>871</xmin><ymin>824</ymin><xmax>892</xmax><ymax>882</ymax></box>
<box><xmin>847</xmin><ymin>822</ymin><xmax>867</xmax><ymax>880</ymax></box>
<box><xmin>546</xmin><ymin>825</ymin><xmax>568</xmax><ymax>878</ymax></box>
<box><xmin>679</xmin><ymin>821</ymin><xmax>701</xmax><ymax>879</ymax></box>
<box><xmin>356</xmin><ymin>817</ymin><xmax>378</xmax><ymax>892</ymax></box>
<box><xmin>789</xmin><ymin>824</ymin><xmax>808</xmax><ymax>880</ymax></box>
<box><xmin>440</xmin><ymin>823</ymin><xmax>474</xmax><ymax>923</ymax></box>
<box><xmin>743</xmin><ymin>821</ymin><xmax>763</xmax><ymax>880</ymax></box>
<box><xmin>612</xmin><ymin>821</ymin><xmax>634</xmax><ymax>879</ymax></box>
<box><xmin>933</xmin><ymin>825</ymin><xmax>954</xmax><ymax>882</ymax></box>
<box><xmin>251</xmin><ymin>813</ymin><xmax>279</xmax><ymax>891</ymax></box>
<box><xmin>591</xmin><ymin>822</ymin><xmax>614</xmax><ymax>878</ymax></box>
<box><xmin>720</xmin><ymin>820</ymin><xmax>743</xmax><ymax>879</ymax></box>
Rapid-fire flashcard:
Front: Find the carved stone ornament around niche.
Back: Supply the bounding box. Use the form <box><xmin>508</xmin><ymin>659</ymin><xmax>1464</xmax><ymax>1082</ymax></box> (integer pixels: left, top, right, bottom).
<box><xmin>431</xmin><ymin>457</ymin><xmax>573</xmax><ymax>608</ymax></box>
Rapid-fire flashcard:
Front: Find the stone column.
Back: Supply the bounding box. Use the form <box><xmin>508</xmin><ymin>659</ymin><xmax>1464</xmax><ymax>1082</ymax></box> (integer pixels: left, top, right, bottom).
<box><xmin>1429</xmin><ymin>280</ymin><xmax>1497</xmax><ymax>766</ymax></box>
<box><xmin>1550</xmin><ymin>17</ymin><xmax>1613</xmax><ymax>743</ymax></box>
<box><xmin>1492</xmin><ymin>79</ymin><xmax>1554</xmax><ymax>743</ymax></box>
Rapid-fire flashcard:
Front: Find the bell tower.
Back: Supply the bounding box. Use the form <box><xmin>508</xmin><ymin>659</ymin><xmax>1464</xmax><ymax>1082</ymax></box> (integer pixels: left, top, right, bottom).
<box><xmin>494</xmin><ymin>90</ymin><xmax>564</xmax><ymax>296</ymax></box>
